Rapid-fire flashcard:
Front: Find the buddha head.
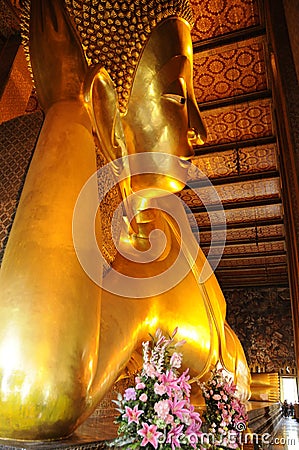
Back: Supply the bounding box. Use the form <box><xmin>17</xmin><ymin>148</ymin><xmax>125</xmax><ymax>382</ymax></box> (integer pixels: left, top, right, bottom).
<box><xmin>69</xmin><ymin>0</ymin><xmax>207</xmax><ymax>195</ymax></box>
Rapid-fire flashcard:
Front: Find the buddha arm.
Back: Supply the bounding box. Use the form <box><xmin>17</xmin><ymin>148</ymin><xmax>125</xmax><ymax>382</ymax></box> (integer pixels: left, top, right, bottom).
<box><xmin>0</xmin><ymin>1</ymin><xmax>103</xmax><ymax>440</ymax></box>
<box><xmin>28</xmin><ymin>0</ymin><xmax>87</xmax><ymax>111</ymax></box>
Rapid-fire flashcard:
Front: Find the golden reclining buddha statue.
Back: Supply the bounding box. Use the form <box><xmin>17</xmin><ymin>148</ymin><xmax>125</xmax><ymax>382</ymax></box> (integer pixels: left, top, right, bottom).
<box><xmin>0</xmin><ymin>0</ymin><xmax>250</xmax><ymax>440</ymax></box>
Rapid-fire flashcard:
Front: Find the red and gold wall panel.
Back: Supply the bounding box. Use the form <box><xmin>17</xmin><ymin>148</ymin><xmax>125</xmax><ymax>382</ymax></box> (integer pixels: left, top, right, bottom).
<box><xmin>190</xmin><ymin>0</ymin><xmax>260</xmax><ymax>42</ymax></box>
<box><xmin>193</xmin><ymin>38</ymin><xmax>267</xmax><ymax>102</ymax></box>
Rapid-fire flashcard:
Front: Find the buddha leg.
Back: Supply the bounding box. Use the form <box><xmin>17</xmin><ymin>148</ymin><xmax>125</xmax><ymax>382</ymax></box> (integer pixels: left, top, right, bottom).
<box><xmin>0</xmin><ymin>101</ymin><xmax>102</xmax><ymax>440</ymax></box>
<box><xmin>192</xmin><ymin>243</ymin><xmax>251</xmax><ymax>400</ymax></box>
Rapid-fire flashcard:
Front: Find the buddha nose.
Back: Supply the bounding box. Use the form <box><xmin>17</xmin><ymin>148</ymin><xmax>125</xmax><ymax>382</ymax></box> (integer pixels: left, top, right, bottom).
<box><xmin>187</xmin><ymin>128</ymin><xmax>204</xmax><ymax>147</ymax></box>
<box><xmin>187</xmin><ymin>96</ymin><xmax>207</xmax><ymax>147</ymax></box>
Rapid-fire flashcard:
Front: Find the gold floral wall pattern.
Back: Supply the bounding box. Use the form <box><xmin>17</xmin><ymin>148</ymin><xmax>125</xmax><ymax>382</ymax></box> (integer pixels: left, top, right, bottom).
<box><xmin>190</xmin><ymin>0</ymin><xmax>260</xmax><ymax>41</ymax></box>
<box><xmin>193</xmin><ymin>38</ymin><xmax>267</xmax><ymax>102</ymax></box>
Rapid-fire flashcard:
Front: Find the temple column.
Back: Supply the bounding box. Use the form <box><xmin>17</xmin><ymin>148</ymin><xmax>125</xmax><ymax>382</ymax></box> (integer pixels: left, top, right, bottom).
<box><xmin>264</xmin><ymin>0</ymin><xmax>299</xmax><ymax>376</ymax></box>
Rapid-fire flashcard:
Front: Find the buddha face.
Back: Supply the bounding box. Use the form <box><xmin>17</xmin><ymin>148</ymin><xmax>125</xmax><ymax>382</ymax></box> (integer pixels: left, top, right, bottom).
<box><xmin>88</xmin><ymin>16</ymin><xmax>206</xmax><ymax>198</ymax></box>
<box><xmin>121</xmin><ymin>17</ymin><xmax>206</xmax><ymax>196</ymax></box>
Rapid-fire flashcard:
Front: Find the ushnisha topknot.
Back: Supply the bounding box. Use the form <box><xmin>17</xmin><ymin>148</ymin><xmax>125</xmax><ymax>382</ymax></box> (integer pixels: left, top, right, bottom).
<box><xmin>21</xmin><ymin>0</ymin><xmax>193</xmax><ymax>114</ymax></box>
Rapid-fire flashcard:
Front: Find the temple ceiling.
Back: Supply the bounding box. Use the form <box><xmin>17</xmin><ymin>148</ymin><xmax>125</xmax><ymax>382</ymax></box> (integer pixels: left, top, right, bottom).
<box><xmin>0</xmin><ymin>0</ymin><xmax>288</xmax><ymax>288</ymax></box>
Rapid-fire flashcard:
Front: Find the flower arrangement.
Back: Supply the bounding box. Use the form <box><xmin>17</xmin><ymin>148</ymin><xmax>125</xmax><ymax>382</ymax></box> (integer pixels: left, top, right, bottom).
<box><xmin>110</xmin><ymin>328</ymin><xmax>204</xmax><ymax>449</ymax></box>
<box><xmin>200</xmin><ymin>367</ymin><xmax>248</xmax><ymax>450</ymax></box>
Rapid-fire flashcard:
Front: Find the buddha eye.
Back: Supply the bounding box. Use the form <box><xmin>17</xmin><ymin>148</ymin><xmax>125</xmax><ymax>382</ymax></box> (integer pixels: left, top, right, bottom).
<box><xmin>162</xmin><ymin>93</ymin><xmax>186</xmax><ymax>105</ymax></box>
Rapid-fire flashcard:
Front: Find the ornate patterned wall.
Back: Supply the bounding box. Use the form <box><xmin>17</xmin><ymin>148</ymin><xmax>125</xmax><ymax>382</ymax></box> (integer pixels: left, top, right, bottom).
<box><xmin>201</xmin><ymin>98</ymin><xmax>273</xmax><ymax>145</ymax></box>
<box><xmin>0</xmin><ymin>111</ymin><xmax>43</xmax><ymax>264</ymax></box>
<box><xmin>224</xmin><ymin>286</ymin><xmax>296</xmax><ymax>373</ymax></box>
<box><xmin>0</xmin><ymin>0</ymin><xmax>19</xmax><ymax>38</ymax></box>
<box><xmin>190</xmin><ymin>0</ymin><xmax>260</xmax><ymax>41</ymax></box>
<box><xmin>193</xmin><ymin>38</ymin><xmax>267</xmax><ymax>103</ymax></box>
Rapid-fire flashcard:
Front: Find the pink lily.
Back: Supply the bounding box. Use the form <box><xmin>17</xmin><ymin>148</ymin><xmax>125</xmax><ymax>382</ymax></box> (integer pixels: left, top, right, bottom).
<box><xmin>166</xmin><ymin>423</ymin><xmax>184</xmax><ymax>450</ymax></box>
<box><xmin>188</xmin><ymin>404</ymin><xmax>202</xmax><ymax>425</ymax></box>
<box><xmin>137</xmin><ymin>423</ymin><xmax>162</xmax><ymax>449</ymax></box>
<box><xmin>170</xmin><ymin>395</ymin><xmax>189</xmax><ymax>421</ymax></box>
<box><xmin>177</xmin><ymin>369</ymin><xmax>191</xmax><ymax>396</ymax></box>
<box><xmin>124</xmin><ymin>405</ymin><xmax>144</xmax><ymax>424</ymax></box>
<box><xmin>159</xmin><ymin>370</ymin><xmax>179</xmax><ymax>396</ymax></box>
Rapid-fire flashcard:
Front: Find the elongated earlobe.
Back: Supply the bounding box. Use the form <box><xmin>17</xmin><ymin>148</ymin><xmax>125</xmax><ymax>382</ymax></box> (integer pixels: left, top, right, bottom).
<box><xmin>83</xmin><ymin>66</ymin><xmax>127</xmax><ymax>164</ymax></box>
<box><xmin>83</xmin><ymin>65</ymin><xmax>133</xmax><ymax>224</ymax></box>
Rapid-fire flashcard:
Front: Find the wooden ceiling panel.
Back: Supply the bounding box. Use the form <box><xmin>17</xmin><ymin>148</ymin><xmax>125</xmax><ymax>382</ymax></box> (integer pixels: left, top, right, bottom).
<box><xmin>193</xmin><ymin>37</ymin><xmax>267</xmax><ymax>103</ymax></box>
<box><xmin>216</xmin><ymin>259</ymin><xmax>288</xmax><ymax>287</ymax></box>
<box><xmin>190</xmin><ymin>149</ymin><xmax>239</xmax><ymax>179</ymax></box>
<box><xmin>193</xmin><ymin>204</ymin><xmax>283</xmax><ymax>229</ymax></box>
<box><xmin>237</xmin><ymin>143</ymin><xmax>278</xmax><ymax>173</ymax></box>
<box><xmin>223</xmin><ymin>204</ymin><xmax>283</xmax><ymax>225</ymax></box>
<box><xmin>200</xmin><ymin>98</ymin><xmax>274</xmax><ymax>145</ymax></box>
<box><xmin>189</xmin><ymin>143</ymin><xmax>278</xmax><ymax>180</ymax></box>
<box><xmin>215</xmin><ymin>178</ymin><xmax>280</xmax><ymax>203</ymax></box>
<box><xmin>203</xmin><ymin>240</ymin><xmax>285</xmax><ymax>257</ymax></box>
<box><xmin>198</xmin><ymin>224</ymin><xmax>285</xmax><ymax>245</ymax></box>
<box><xmin>190</xmin><ymin>0</ymin><xmax>260</xmax><ymax>41</ymax></box>
<box><xmin>217</xmin><ymin>272</ymin><xmax>289</xmax><ymax>288</ymax></box>
<box><xmin>187</xmin><ymin>0</ymin><xmax>288</xmax><ymax>286</ymax></box>
<box><xmin>179</xmin><ymin>177</ymin><xmax>280</xmax><ymax>208</ymax></box>
<box><xmin>217</xmin><ymin>254</ymin><xmax>287</xmax><ymax>268</ymax></box>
